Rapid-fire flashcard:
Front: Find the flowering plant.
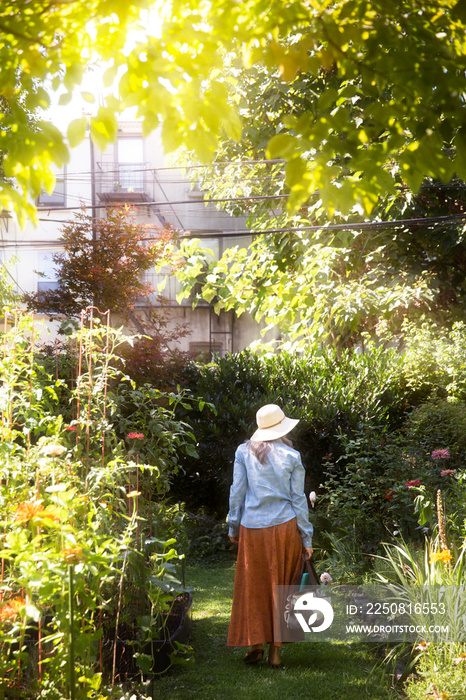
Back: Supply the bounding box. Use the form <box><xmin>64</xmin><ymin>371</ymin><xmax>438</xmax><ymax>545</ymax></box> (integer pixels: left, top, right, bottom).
<box><xmin>0</xmin><ymin>311</ymin><xmax>199</xmax><ymax>695</ymax></box>
<box><xmin>406</xmin><ymin>479</ymin><xmax>422</xmax><ymax>488</ymax></box>
<box><xmin>431</xmin><ymin>449</ymin><xmax>451</xmax><ymax>460</ymax></box>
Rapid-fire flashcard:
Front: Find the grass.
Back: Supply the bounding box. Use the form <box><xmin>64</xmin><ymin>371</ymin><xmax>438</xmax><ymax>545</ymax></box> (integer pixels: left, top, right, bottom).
<box><xmin>142</xmin><ymin>555</ymin><xmax>399</xmax><ymax>700</ymax></box>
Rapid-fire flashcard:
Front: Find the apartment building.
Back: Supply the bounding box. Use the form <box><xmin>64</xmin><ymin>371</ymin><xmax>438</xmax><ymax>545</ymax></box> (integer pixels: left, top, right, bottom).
<box><xmin>0</xmin><ymin>121</ymin><xmax>275</xmax><ymax>356</ymax></box>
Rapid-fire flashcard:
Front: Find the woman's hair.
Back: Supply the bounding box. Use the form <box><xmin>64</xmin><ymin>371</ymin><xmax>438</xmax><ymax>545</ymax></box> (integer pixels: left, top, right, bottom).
<box><xmin>246</xmin><ymin>436</ymin><xmax>293</xmax><ymax>464</ymax></box>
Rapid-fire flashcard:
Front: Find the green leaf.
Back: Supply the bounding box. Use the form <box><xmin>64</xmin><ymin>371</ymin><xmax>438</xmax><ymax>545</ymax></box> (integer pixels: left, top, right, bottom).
<box><xmin>90</xmin><ymin>109</ymin><xmax>118</xmax><ymax>151</ymax></box>
<box><xmin>80</xmin><ymin>91</ymin><xmax>95</xmax><ymax>104</ymax></box>
<box><xmin>134</xmin><ymin>652</ymin><xmax>153</xmax><ymax>673</ymax></box>
<box><xmin>58</xmin><ymin>92</ymin><xmax>73</xmax><ymax>106</ymax></box>
<box><xmin>67</xmin><ymin>118</ymin><xmax>88</xmax><ymax>148</ymax></box>
<box><xmin>266</xmin><ymin>133</ymin><xmax>299</xmax><ymax>159</ymax></box>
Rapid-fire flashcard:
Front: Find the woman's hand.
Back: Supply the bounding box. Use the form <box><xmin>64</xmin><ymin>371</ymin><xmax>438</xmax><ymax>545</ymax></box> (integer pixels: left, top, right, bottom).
<box><xmin>303</xmin><ymin>546</ymin><xmax>313</xmax><ymax>559</ymax></box>
<box><xmin>229</xmin><ymin>534</ymin><xmax>239</xmax><ymax>545</ymax></box>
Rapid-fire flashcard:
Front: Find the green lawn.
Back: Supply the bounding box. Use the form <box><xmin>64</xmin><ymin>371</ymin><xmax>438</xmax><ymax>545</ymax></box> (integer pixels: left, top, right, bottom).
<box><xmin>144</xmin><ymin>556</ymin><xmax>399</xmax><ymax>700</ymax></box>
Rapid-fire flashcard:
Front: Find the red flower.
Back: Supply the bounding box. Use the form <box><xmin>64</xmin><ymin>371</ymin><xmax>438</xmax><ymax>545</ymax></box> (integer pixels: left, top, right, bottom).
<box><xmin>406</xmin><ymin>479</ymin><xmax>421</xmax><ymax>488</ymax></box>
<box><xmin>127</xmin><ymin>432</ymin><xmax>144</xmax><ymax>440</ymax></box>
<box><xmin>384</xmin><ymin>489</ymin><xmax>396</xmax><ymax>500</ymax></box>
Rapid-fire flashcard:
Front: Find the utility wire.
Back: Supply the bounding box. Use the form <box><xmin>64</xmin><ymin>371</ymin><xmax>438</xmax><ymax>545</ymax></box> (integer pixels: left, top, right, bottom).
<box><xmin>174</xmin><ymin>212</ymin><xmax>466</xmax><ymax>239</ymax></box>
<box><xmin>23</xmin><ymin>210</ymin><xmax>466</xmax><ymax>242</ymax></box>
<box><xmin>34</xmin><ymin>193</ymin><xmax>289</xmax><ymax>214</ymax></box>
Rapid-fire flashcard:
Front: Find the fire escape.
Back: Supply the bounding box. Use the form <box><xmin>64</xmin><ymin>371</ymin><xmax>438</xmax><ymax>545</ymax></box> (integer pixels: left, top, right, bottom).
<box><xmin>94</xmin><ymin>161</ymin><xmax>169</xmax><ymax>227</ymax></box>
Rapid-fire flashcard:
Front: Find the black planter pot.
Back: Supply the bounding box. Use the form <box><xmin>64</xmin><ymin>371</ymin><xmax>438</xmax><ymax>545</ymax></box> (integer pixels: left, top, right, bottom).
<box><xmin>110</xmin><ymin>592</ymin><xmax>193</xmax><ymax>679</ymax></box>
<box><xmin>145</xmin><ymin>591</ymin><xmax>193</xmax><ymax>674</ymax></box>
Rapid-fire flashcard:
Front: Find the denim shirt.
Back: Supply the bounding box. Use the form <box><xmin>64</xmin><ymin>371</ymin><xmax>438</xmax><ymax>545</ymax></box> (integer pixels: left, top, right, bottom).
<box><xmin>228</xmin><ymin>440</ymin><xmax>313</xmax><ymax>547</ymax></box>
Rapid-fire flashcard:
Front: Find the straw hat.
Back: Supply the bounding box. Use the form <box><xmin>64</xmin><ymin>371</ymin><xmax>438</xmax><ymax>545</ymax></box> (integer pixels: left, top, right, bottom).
<box><xmin>250</xmin><ymin>404</ymin><xmax>299</xmax><ymax>442</ymax></box>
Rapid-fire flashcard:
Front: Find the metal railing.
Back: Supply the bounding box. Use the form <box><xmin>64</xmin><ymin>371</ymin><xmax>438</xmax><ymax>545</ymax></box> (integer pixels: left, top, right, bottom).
<box><xmin>95</xmin><ymin>162</ymin><xmax>153</xmax><ymax>196</ymax></box>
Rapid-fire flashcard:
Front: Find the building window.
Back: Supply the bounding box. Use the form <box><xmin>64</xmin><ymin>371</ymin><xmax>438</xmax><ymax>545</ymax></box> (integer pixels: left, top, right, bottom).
<box><xmin>116</xmin><ymin>137</ymin><xmax>145</xmax><ymax>192</ymax></box>
<box><xmin>96</xmin><ymin>137</ymin><xmax>147</xmax><ymax>199</ymax></box>
<box><xmin>189</xmin><ymin>341</ymin><xmax>223</xmax><ymax>362</ymax></box>
<box><xmin>37</xmin><ymin>167</ymin><xmax>66</xmax><ymax>208</ymax></box>
<box><xmin>37</xmin><ymin>251</ymin><xmax>60</xmax><ymax>292</ymax></box>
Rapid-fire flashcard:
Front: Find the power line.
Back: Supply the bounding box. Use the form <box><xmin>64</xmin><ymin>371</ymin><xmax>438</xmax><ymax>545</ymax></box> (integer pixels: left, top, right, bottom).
<box><xmin>176</xmin><ymin>212</ymin><xmax>466</xmax><ymax>238</ymax></box>
<box><xmin>35</xmin><ymin>193</ymin><xmax>290</xmax><ymax>214</ymax></box>
<box><xmin>22</xmin><ymin>210</ymin><xmax>466</xmax><ymax>242</ymax></box>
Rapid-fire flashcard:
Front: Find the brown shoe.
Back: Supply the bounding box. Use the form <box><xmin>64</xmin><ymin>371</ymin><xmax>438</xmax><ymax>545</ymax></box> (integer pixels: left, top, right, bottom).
<box><xmin>244</xmin><ymin>648</ymin><xmax>264</xmax><ymax>664</ymax></box>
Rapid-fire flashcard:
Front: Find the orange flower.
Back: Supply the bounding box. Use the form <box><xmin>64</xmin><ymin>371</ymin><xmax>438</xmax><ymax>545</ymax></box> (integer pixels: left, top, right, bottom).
<box><xmin>40</xmin><ymin>509</ymin><xmax>61</xmax><ymax>523</ymax></box>
<box><xmin>453</xmin><ymin>653</ymin><xmax>466</xmax><ymax>664</ymax></box>
<box><xmin>15</xmin><ymin>501</ymin><xmax>44</xmax><ymax>524</ymax></box>
<box><xmin>62</xmin><ymin>546</ymin><xmax>84</xmax><ymax>564</ymax></box>
<box><xmin>0</xmin><ymin>597</ymin><xmax>24</xmax><ymax>623</ymax></box>
<box><xmin>429</xmin><ymin>550</ymin><xmax>453</xmax><ymax>564</ymax></box>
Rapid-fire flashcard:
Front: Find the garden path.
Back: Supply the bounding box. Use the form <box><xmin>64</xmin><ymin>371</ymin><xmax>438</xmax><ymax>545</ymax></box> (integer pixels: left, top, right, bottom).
<box><xmin>150</xmin><ymin>556</ymin><xmax>398</xmax><ymax>700</ymax></box>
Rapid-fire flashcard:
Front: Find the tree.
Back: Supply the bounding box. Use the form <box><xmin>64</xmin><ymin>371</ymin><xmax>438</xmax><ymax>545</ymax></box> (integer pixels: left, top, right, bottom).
<box><xmin>3</xmin><ymin>0</ymin><xmax>466</xmax><ymax>224</ymax></box>
<box><xmin>163</xmin><ymin>16</ymin><xmax>466</xmax><ymax>349</ymax></box>
<box><xmin>0</xmin><ymin>1</ymin><xmax>147</xmax><ymax>223</ymax></box>
<box><xmin>24</xmin><ymin>207</ymin><xmax>173</xmax><ymax>326</ymax></box>
<box><xmin>25</xmin><ymin>206</ymin><xmax>192</xmax><ymax>385</ymax></box>
<box><xmin>0</xmin><ymin>0</ymin><xmax>239</xmax><ymax>224</ymax></box>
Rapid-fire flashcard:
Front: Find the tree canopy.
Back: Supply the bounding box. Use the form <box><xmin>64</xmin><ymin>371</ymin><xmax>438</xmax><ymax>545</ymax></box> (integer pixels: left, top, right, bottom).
<box><xmin>5</xmin><ymin>0</ymin><xmax>466</xmax><ymax>348</ymax></box>
<box><xmin>3</xmin><ymin>0</ymin><xmax>466</xmax><ymax>224</ymax></box>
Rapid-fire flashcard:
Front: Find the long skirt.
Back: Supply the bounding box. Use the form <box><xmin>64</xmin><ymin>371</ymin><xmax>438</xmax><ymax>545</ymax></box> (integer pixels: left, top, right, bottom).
<box><xmin>227</xmin><ymin>517</ymin><xmax>303</xmax><ymax>647</ymax></box>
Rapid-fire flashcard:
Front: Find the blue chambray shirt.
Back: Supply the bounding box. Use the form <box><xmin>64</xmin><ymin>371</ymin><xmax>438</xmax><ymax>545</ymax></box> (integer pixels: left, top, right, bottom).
<box><xmin>227</xmin><ymin>440</ymin><xmax>313</xmax><ymax>547</ymax></box>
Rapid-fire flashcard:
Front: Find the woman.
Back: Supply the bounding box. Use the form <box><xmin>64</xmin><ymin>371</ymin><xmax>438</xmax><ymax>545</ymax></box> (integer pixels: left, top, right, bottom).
<box><xmin>227</xmin><ymin>403</ymin><xmax>314</xmax><ymax>667</ymax></box>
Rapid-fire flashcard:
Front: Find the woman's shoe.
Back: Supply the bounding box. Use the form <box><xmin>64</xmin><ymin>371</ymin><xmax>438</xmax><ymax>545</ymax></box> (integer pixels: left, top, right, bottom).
<box><xmin>244</xmin><ymin>647</ymin><xmax>264</xmax><ymax>664</ymax></box>
<box><xmin>267</xmin><ymin>644</ymin><xmax>282</xmax><ymax>668</ymax></box>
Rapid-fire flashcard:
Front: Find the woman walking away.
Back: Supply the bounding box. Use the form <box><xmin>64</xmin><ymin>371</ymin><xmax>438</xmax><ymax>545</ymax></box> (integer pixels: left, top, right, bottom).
<box><xmin>227</xmin><ymin>403</ymin><xmax>314</xmax><ymax>668</ymax></box>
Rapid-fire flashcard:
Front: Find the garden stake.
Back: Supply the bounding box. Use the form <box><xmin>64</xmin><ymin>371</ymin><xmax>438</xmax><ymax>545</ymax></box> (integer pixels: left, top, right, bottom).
<box><xmin>55</xmin><ymin>338</ymin><xmax>59</xmax><ymax>382</ymax></box>
<box><xmin>84</xmin><ymin>309</ymin><xmax>94</xmax><ymax>489</ymax></box>
<box><xmin>75</xmin><ymin>310</ymin><xmax>84</xmax><ymax>428</ymax></box>
<box><xmin>38</xmin><ymin>616</ymin><xmax>42</xmax><ymax>684</ymax></box>
<box><xmin>1</xmin><ymin>310</ymin><xmax>6</xmax><ymax>436</ymax></box>
<box><xmin>69</xmin><ymin>564</ymin><xmax>76</xmax><ymax>700</ymax></box>
<box><xmin>100</xmin><ymin>311</ymin><xmax>110</xmax><ymax>471</ymax></box>
<box><xmin>16</xmin><ymin>593</ymin><xmax>25</xmax><ymax>691</ymax></box>
<box><xmin>112</xmin><ymin>548</ymin><xmax>129</xmax><ymax>688</ymax></box>
<box><xmin>136</xmin><ymin>459</ymin><xmax>140</xmax><ymax>545</ymax></box>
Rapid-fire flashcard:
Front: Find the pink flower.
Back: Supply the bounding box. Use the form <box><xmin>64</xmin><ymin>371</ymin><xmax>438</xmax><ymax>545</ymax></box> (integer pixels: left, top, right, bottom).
<box><xmin>406</xmin><ymin>480</ymin><xmax>421</xmax><ymax>488</ymax></box>
<box><xmin>127</xmin><ymin>432</ymin><xmax>144</xmax><ymax>440</ymax></box>
<box><xmin>440</xmin><ymin>470</ymin><xmax>456</xmax><ymax>477</ymax></box>
<box><xmin>64</xmin><ymin>425</ymin><xmax>77</xmax><ymax>432</ymax></box>
<box><xmin>431</xmin><ymin>449</ymin><xmax>451</xmax><ymax>460</ymax></box>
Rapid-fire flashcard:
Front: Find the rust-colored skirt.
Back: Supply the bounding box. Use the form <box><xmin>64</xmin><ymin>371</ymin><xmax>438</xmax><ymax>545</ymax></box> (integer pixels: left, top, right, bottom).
<box><xmin>227</xmin><ymin>517</ymin><xmax>303</xmax><ymax>647</ymax></box>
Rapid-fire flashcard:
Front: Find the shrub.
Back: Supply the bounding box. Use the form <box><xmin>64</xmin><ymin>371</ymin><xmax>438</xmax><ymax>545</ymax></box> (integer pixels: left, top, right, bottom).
<box><xmin>321</xmin><ymin>399</ymin><xmax>466</xmax><ymax>554</ymax></box>
<box><xmin>402</xmin><ymin>319</ymin><xmax>466</xmax><ymax>402</ymax></box>
<box><xmin>170</xmin><ymin>346</ymin><xmax>409</xmax><ymax>514</ymax></box>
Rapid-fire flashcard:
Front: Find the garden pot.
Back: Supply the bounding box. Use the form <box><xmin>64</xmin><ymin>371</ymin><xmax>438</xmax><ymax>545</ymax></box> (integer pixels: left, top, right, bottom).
<box><xmin>144</xmin><ymin>591</ymin><xmax>193</xmax><ymax>674</ymax></box>
<box><xmin>109</xmin><ymin>591</ymin><xmax>193</xmax><ymax>679</ymax></box>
